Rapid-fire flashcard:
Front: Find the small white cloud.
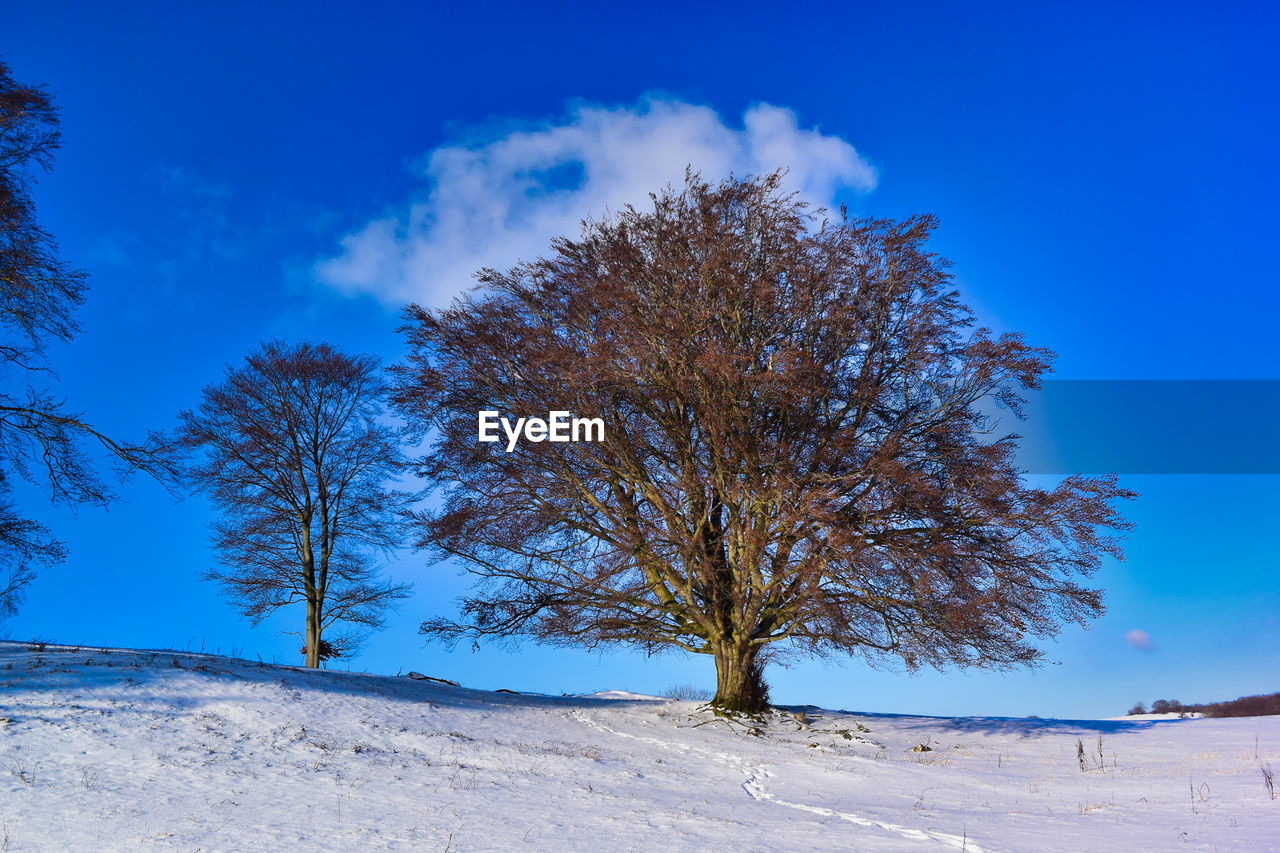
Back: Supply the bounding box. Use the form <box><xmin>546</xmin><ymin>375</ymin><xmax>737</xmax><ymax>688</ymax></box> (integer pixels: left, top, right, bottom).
<box><xmin>1124</xmin><ymin>629</ymin><xmax>1153</xmax><ymax>651</ymax></box>
<box><xmin>315</xmin><ymin>97</ymin><xmax>877</xmax><ymax>308</ymax></box>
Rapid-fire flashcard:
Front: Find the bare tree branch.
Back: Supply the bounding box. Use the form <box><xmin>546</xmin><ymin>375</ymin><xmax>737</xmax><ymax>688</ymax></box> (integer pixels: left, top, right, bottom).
<box><xmin>0</xmin><ymin>59</ymin><xmax>179</xmax><ymax>619</ymax></box>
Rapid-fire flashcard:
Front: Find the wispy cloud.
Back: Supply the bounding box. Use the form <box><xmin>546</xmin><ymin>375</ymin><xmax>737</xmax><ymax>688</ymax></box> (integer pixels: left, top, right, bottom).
<box><xmin>315</xmin><ymin>97</ymin><xmax>877</xmax><ymax>308</ymax></box>
<box><xmin>1124</xmin><ymin>629</ymin><xmax>1153</xmax><ymax>651</ymax></box>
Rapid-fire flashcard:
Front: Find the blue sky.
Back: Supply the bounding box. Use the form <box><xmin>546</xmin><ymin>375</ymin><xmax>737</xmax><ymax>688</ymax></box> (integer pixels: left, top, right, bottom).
<box><xmin>3</xmin><ymin>1</ymin><xmax>1277</xmax><ymax>718</ymax></box>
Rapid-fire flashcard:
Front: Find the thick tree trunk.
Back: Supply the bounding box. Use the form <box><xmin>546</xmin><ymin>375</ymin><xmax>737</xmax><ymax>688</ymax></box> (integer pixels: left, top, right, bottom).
<box><xmin>711</xmin><ymin>640</ymin><xmax>769</xmax><ymax>713</ymax></box>
<box><xmin>304</xmin><ymin>597</ymin><xmax>321</xmax><ymax>668</ymax></box>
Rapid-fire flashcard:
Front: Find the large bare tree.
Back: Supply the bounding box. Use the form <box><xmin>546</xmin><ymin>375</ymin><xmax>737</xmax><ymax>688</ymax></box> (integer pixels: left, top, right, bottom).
<box><xmin>394</xmin><ymin>172</ymin><xmax>1133</xmax><ymax>711</ymax></box>
<box><xmin>0</xmin><ymin>59</ymin><xmax>172</xmax><ymax>618</ymax></box>
<box><xmin>178</xmin><ymin>341</ymin><xmax>413</xmax><ymax>667</ymax></box>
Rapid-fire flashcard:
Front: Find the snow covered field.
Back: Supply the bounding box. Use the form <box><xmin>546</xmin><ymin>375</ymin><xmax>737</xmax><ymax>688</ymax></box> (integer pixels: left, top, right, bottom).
<box><xmin>1</xmin><ymin>642</ymin><xmax>1276</xmax><ymax>851</ymax></box>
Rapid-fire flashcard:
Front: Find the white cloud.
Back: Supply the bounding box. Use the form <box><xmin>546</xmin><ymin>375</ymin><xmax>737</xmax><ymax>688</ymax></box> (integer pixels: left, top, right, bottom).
<box><xmin>315</xmin><ymin>98</ymin><xmax>877</xmax><ymax>308</ymax></box>
<box><xmin>1124</xmin><ymin>629</ymin><xmax>1153</xmax><ymax>651</ymax></box>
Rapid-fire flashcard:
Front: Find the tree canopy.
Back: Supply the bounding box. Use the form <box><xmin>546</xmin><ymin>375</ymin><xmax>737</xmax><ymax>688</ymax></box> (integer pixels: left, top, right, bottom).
<box><xmin>394</xmin><ymin>171</ymin><xmax>1133</xmax><ymax>711</ymax></box>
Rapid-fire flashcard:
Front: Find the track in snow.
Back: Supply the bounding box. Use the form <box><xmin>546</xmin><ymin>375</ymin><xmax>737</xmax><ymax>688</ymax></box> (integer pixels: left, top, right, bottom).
<box><xmin>568</xmin><ymin>708</ymin><xmax>988</xmax><ymax>852</ymax></box>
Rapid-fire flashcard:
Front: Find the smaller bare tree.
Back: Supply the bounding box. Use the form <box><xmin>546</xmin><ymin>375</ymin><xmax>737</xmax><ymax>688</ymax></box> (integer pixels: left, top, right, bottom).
<box><xmin>178</xmin><ymin>341</ymin><xmax>413</xmax><ymax>666</ymax></box>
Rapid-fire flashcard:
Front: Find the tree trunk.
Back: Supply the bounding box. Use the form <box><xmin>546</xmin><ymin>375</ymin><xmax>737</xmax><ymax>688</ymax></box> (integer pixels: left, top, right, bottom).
<box><xmin>304</xmin><ymin>597</ymin><xmax>321</xmax><ymax>668</ymax></box>
<box><xmin>711</xmin><ymin>639</ymin><xmax>769</xmax><ymax>713</ymax></box>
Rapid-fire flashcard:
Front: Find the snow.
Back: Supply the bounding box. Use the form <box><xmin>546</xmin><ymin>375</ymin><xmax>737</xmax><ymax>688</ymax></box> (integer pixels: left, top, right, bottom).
<box><xmin>2</xmin><ymin>642</ymin><xmax>1277</xmax><ymax>851</ymax></box>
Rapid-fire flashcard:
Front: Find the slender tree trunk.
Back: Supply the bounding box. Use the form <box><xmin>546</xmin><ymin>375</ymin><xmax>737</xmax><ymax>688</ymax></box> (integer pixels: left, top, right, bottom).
<box><xmin>304</xmin><ymin>596</ymin><xmax>321</xmax><ymax>668</ymax></box>
<box><xmin>711</xmin><ymin>638</ymin><xmax>769</xmax><ymax>713</ymax></box>
<box><xmin>301</xmin><ymin>521</ymin><xmax>321</xmax><ymax>668</ymax></box>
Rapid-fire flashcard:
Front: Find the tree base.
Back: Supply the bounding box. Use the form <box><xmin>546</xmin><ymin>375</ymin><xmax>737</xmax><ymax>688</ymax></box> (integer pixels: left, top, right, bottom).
<box><xmin>711</xmin><ymin>650</ymin><xmax>771</xmax><ymax>713</ymax></box>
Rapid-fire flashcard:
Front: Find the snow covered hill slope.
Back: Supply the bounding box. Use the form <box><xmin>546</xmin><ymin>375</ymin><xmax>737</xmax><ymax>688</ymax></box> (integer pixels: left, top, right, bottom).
<box><xmin>1</xmin><ymin>642</ymin><xmax>1276</xmax><ymax>851</ymax></box>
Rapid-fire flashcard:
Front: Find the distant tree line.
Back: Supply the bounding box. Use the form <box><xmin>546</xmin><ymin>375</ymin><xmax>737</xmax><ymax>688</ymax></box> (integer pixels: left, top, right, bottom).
<box><xmin>1127</xmin><ymin>693</ymin><xmax>1280</xmax><ymax>718</ymax></box>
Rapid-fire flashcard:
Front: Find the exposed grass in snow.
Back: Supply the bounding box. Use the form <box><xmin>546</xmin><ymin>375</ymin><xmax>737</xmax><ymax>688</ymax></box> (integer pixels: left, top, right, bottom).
<box><xmin>1</xmin><ymin>641</ymin><xmax>1277</xmax><ymax>851</ymax></box>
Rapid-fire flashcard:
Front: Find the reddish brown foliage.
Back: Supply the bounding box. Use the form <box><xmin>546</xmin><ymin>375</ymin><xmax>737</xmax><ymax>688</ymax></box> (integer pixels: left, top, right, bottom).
<box><xmin>395</xmin><ymin>171</ymin><xmax>1134</xmax><ymax>711</ymax></box>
